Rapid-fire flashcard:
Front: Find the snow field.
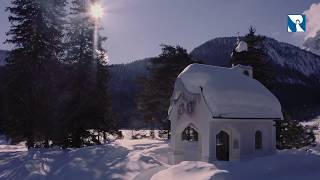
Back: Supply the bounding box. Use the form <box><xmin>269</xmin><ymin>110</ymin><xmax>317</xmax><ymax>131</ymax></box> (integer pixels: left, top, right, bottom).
<box><xmin>0</xmin><ymin>123</ymin><xmax>320</xmax><ymax>180</ymax></box>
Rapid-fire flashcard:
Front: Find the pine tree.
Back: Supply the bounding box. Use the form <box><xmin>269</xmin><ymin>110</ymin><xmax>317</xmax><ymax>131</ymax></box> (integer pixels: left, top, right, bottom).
<box><xmin>61</xmin><ymin>0</ymin><xmax>114</xmax><ymax>147</ymax></box>
<box><xmin>276</xmin><ymin>113</ymin><xmax>316</xmax><ymax>149</ymax></box>
<box><xmin>4</xmin><ymin>0</ymin><xmax>66</xmax><ymax>148</ymax></box>
<box><xmin>231</xmin><ymin>26</ymin><xmax>275</xmax><ymax>90</ymax></box>
<box><xmin>137</xmin><ymin>45</ymin><xmax>197</xmax><ymax>132</ymax></box>
<box><xmin>231</xmin><ymin>27</ymin><xmax>316</xmax><ymax>149</ymax></box>
<box><xmin>0</xmin><ymin>67</ymin><xmax>7</xmax><ymax>134</ymax></box>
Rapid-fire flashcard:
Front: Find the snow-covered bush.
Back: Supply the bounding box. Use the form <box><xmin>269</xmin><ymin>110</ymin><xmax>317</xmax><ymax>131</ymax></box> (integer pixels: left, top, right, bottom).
<box><xmin>157</xmin><ymin>130</ymin><xmax>170</xmax><ymax>139</ymax></box>
<box><xmin>131</xmin><ymin>130</ymin><xmax>150</xmax><ymax>139</ymax></box>
<box><xmin>276</xmin><ymin>119</ymin><xmax>316</xmax><ymax>149</ymax></box>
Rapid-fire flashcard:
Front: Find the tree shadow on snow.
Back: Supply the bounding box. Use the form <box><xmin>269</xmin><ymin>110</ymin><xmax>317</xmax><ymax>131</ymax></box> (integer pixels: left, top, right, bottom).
<box><xmin>0</xmin><ymin>151</ymin><xmax>30</xmax><ymax>180</ymax></box>
<box><xmin>0</xmin><ymin>144</ymin><xmax>131</xmax><ymax>180</ymax></box>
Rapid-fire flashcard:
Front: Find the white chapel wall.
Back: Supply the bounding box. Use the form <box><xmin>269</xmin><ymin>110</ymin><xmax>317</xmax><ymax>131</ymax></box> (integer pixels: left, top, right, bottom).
<box><xmin>169</xmin><ymin>92</ymin><xmax>212</xmax><ymax>164</ymax></box>
<box><xmin>210</xmin><ymin>120</ymin><xmax>276</xmax><ymax>161</ymax></box>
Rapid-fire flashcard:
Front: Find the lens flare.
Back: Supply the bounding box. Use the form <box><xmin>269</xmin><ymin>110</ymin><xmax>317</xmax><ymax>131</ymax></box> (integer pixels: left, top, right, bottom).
<box><xmin>90</xmin><ymin>3</ymin><xmax>104</xmax><ymax>19</ymax></box>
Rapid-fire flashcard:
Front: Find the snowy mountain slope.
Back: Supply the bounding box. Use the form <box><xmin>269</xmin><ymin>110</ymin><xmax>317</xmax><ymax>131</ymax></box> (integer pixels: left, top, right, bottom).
<box><xmin>191</xmin><ymin>37</ymin><xmax>236</xmax><ymax>67</ymax></box>
<box><xmin>263</xmin><ymin>38</ymin><xmax>320</xmax><ymax>76</ymax></box>
<box><xmin>191</xmin><ymin>37</ymin><xmax>320</xmax><ymax>118</ymax></box>
<box><xmin>191</xmin><ymin>37</ymin><xmax>320</xmax><ymax>83</ymax></box>
<box><xmin>109</xmin><ymin>37</ymin><xmax>320</xmax><ymax>125</ymax></box>
<box><xmin>1</xmin><ymin>36</ymin><xmax>320</xmax><ymax>126</ymax></box>
<box><xmin>263</xmin><ymin>38</ymin><xmax>320</xmax><ymax>84</ymax></box>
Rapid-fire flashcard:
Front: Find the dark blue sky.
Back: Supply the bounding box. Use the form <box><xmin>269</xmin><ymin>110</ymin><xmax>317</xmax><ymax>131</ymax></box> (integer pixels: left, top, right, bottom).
<box><xmin>0</xmin><ymin>0</ymin><xmax>319</xmax><ymax>64</ymax></box>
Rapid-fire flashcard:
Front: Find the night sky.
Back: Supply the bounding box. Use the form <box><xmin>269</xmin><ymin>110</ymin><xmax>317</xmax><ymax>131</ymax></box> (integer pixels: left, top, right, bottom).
<box><xmin>0</xmin><ymin>0</ymin><xmax>319</xmax><ymax>64</ymax></box>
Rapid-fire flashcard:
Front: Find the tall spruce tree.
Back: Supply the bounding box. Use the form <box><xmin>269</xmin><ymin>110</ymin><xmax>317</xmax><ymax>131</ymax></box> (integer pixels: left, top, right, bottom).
<box><xmin>62</xmin><ymin>0</ymin><xmax>114</xmax><ymax>147</ymax></box>
<box><xmin>231</xmin><ymin>27</ymin><xmax>316</xmax><ymax>149</ymax></box>
<box><xmin>231</xmin><ymin>26</ymin><xmax>275</xmax><ymax>90</ymax></box>
<box><xmin>4</xmin><ymin>0</ymin><xmax>66</xmax><ymax>148</ymax></box>
<box><xmin>137</xmin><ymin>45</ymin><xmax>197</xmax><ymax>131</ymax></box>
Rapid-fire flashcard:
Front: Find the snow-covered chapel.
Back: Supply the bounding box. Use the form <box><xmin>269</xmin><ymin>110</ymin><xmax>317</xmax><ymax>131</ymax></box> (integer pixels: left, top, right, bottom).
<box><xmin>168</xmin><ymin>43</ymin><xmax>283</xmax><ymax>163</ymax></box>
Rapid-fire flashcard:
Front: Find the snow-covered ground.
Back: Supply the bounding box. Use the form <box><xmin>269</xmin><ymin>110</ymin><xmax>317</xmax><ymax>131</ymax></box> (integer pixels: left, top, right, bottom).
<box><xmin>0</xmin><ymin>123</ymin><xmax>320</xmax><ymax>180</ymax></box>
<box><xmin>0</xmin><ymin>137</ymin><xmax>170</xmax><ymax>180</ymax></box>
<box><xmin>152</xmin><ymin>147</ymin><xmax>320</xmax><ymax>180</ymax></box>
<box><xmin>152</xmin><ymin>116</ymin><xmax>320</xmax><ymax>180</ymax></box>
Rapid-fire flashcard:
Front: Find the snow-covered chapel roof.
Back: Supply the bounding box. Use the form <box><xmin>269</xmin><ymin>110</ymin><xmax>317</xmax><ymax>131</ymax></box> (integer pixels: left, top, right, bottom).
<box><xmin>172</xmin><ymin>63</ymin><xmax>283</xmax><ymax>119</ymax></box>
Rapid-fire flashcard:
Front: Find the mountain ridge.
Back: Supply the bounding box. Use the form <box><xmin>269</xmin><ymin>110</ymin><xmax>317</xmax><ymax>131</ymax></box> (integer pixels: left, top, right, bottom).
<box><xmin>112</xmin><ymin>36</ymin><xmax>320</xmax><ymax>124</ymax></box>
<box><xmin>0</xmin><ymin>36</ymin><xmax>319</xmax><ymax>125</ymax></box>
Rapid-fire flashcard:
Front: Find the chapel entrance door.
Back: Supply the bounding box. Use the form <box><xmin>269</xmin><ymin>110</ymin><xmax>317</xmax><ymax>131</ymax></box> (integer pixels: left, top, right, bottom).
<box><xmin>216</xmin><ymin>131</ymin><xmax>230</xmax><ymax>161</ymax></box>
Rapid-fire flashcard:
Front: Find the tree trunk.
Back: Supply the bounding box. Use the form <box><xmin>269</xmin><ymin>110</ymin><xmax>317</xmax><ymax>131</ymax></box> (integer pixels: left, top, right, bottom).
<box><xmin>44</xmin><ymin>137</ymin><xmax>49</xmax><ymax>148</ymax></box>
<box><xmin>27</xmin><ymin>135</ymin><xmax>34</xmax><ymax>149</ymax></box>
<box><xmin>103</xmin><ymin>131</ymin><xmax>107</xmax><ymax>142</ymax></box>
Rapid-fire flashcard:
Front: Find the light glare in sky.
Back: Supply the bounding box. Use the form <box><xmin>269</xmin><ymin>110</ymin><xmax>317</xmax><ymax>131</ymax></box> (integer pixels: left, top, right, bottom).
<box><xmin>90</xmin><ymin>3</ymin><xmax>104</xmax><ymax>19</ymax></box>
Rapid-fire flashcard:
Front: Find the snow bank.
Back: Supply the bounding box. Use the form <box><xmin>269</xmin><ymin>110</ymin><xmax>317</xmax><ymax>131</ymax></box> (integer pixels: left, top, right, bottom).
<box><xmin>0</xmin><ymin>139</ymin><xmax>170</xmax><ymax>180</ymax></box>
<box><xmin>151</xmin><ymin>161</ymin><xmax>221</xmax><ymax>180</ymax></box>
<box><xmin>0</xmin><ymin>135</ymin><xmax>27</xmax><ymax>153</ymax></box>
<box><xmin>152</xmin><ymin>149</ymin><xmax>320</xmax><ymax>180</ymax></box>
<box><xmin>176</xmin><ymin>64</ymin><xmax>283</xmax><ymax>119</ymax></box>
<box><xmin>2</xmin><ymin>124</ymin><xmax>320</xmax><ymax>180</ymax></box>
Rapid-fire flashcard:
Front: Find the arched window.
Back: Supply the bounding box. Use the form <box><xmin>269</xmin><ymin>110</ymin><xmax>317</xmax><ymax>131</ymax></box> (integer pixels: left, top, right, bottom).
<box><xmin>182</xmin><ymin>125</ymin><xmax>198</xmax><ymax>142</ymax></box>
<box><xmin>243</xmin><ymin>70</ymin><xmax>250</xmax><ymax>76</ymax></box>
<box><xmin>255</xmin><ymin>131</ymin><xmax>262</xmax><ymax>150</ymax></box>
